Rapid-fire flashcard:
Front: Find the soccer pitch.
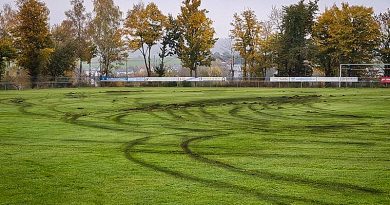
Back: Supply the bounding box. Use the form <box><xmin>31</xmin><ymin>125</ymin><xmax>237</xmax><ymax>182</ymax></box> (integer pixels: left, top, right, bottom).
<box><xmin>0</xmin><ymin>88</ymin><xmax>389</xmax><ymax>204</ymax></box>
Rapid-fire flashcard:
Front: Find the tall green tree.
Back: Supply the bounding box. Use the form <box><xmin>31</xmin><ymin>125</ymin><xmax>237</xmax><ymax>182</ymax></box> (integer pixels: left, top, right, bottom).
<box><xmin>13</xmin><ymin>0</ymin><xmax>53</xmax><ymax>87</ymax></box>
<box><xmin>156</xmin><ymin>14</ymin><xmax>180</xmax><ymax>77</ymax></box>
<box><xmin>377</xmin><ymin>9</ymin><xmax>390</xmax><ymax>76</ymax></box>
<box><xmin>277</xmin><ymin>0</ymin><xmax>318</xmax><ymax>77</ymax></box>
<box><xmin>313</xmin><ymin>3</ymin><xmax>381</xmax><ymax>77</ymax></box>
<box><xmin>230</xmin><ymin>9</ymin><xmax>263</xmax><ymax>79</ymax></box>
<box><xmin>65</xmin><ymin>0</ymin><xmax>91</xmax><ymax>81</ymax></box>
<box><xmin>48</xmin><ymin>20</ymin><xmax>77</xmax><ymax>78</ymax></box>
<box><xmin>177</xmin><ymin>0</ymin><xmax>217</xmax><ymax>77</ymax></box>
<box><xmin>125</xmin><ymin>2</ymin><xmax>166</xmax><ymax>77</ymax></box>
<box><xmin>90</xmin><ymin>0</ymin><xmax>122</xmax><ymax>77</ymax></box>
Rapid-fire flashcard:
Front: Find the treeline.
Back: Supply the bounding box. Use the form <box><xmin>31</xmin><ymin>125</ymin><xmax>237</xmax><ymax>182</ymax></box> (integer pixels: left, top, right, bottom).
<box><xmin>230</xmin><ymin>1</ymin><xmax>389</xmax><ymax>79</ymax></box>
<box><xmin>0</xmin><ymin>0</ymin><xmax>216</xmax><ymax>87</ymax></box>
<box><xmin>0</xmin><ymin>0</ymin><xmax>389</xmax><ymax>87</ymax></box>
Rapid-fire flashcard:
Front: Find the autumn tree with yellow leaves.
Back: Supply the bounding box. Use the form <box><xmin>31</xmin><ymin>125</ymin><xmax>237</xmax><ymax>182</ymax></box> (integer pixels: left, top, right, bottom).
<box><xmin>125</xmin><ymin>2</ymin><xmax>166</xmax><ymax>77</ymax></box>
<box><xmin>230</xmin><ymin>9</ymin><xmax>263</xmax><ymax>79</ymax></box>
<box><xmin>313</xmin><ymin>3</ymin><xmax>381</xmax><ymax>77</ymax></box>
<box><xmin>13</xmin><ymin>0</ymin><xmax>53</xmax><ymax>87</ymax></box>
<box><xmin>65</xmin><ymin>0</ymin><xmax>93</xmax><ymax>82</ymax></box>
<box><xmin>90</xmin><ymin>0</ymin><xmax>123</xmax><ymax>77</ymax></box>
<box><xmin>177</xmin><ymin>0</ymin><xmax>217</xmax><ymax>77</ymax></box>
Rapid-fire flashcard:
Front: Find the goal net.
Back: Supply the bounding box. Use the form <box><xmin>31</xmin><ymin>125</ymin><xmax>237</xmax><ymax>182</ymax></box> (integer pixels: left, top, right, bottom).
<box><xmin>339</xmin><ymin>64</ymin><xmax>390</xmax><ymax>87</ymax></box>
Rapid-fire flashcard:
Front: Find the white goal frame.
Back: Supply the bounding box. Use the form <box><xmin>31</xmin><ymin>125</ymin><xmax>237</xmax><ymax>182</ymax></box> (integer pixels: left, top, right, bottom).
<box><xmin>339</xmin><ymin>64</ymin><xmax>390</xmax><ymax>87</ymax></box>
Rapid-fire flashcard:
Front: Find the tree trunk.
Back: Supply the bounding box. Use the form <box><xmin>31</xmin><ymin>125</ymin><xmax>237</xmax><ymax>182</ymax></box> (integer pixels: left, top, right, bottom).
<box><xmin>142</xmin><ymin>54</ymin><xmax>149</xmax><ymax>77</ymax></box>
<box><xmin>243</xmin><ymin>59</ymin><xmax>247</xmax><ymax>80</ymax></box>
<box><xmin>140</xmin><ymin>45</ymin><xmax>150</xmax><ymax>77</ymax></box>
<box><xmin>30</xmin><ymin>74</ymin><xmax>37</xmax><ymax>89</ymax></box>
<box><xmin>79</xmin><ymin>60</ymin><xmax>83</xmax><ymax>84</ymax></box>
<box><xmin>158</xmin><ymin>60</ymin><xmax>165</xmax><ymax>77</ymax></box>
<box><xmin>104</xmin><ymin>59</ymin><xmax>109</xmax><ymax>77</ymax></box>
<box><xmin>147</xmin><ymin>46</ymin><xmax>152</xmax><ymax>77</ymax></box>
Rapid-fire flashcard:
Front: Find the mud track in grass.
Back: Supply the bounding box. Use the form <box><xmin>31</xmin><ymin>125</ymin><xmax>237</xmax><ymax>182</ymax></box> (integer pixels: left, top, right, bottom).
<box><xmin>180</xmin><ymin>136</ymin><xmax>384</xmax><ymax>195</ymax></box>
<box><xmin>124</xmin><ymin>137</ymin><xmax>337</xmax><ymax>205</ymax></box>
<box><xmin>5</xmin><ymin>92</ymin><xmax>385</xmax><ymax>202</ymax></box>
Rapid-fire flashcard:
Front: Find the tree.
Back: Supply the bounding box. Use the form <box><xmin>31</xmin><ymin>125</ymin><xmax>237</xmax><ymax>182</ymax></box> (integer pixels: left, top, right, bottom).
<box><xmin>0</xmin><ymin>4</ymin><xmax>16</xmax><ymax>38</ymax></box>
<box><xmin>268</xmin><ymin>7</ymin><xmax>283</xmax><ymax>35</ymax></box>
<box><xmin>261</xmin><ymin>7</ymin><xmax>283</xmax><ymax>76</ymax></box>
<box><xmin>65</xmin><ymin>0</ymin><xmax>91</xmax><ymax>82</ymax></box>
<box><xmin>13</xmin><ymin>0</ymin><xmax>53</xmax><ymax>87</ymax></box>
<box><xmin>0</xmin><ymin>38</ymin><xmax>16</xmax><ymax>80</ymax></box>
<box><xmin>0</xmin><ymin>4</ymin><xmax>17</xmax><ymax>81</ymax></box>
<box><xmin>277</xmin><ymin>0</ymin><xmax>318</xmax><ymax>77</ymax></box>
<box><xmin>313</xmin><ymin>3</ymin><xmax>381</xmax><ymax>77</ymax></box>
<box><xmin>177</xmin><ymin>0</ymin><xmax>217</xmax><ymax>77</ymax></box>
<box><xmin>257</xmin><ymin>33</ymin><xmax>279</xmax><ymax>77</ymax></box>
<box><xmin>90</xmin><ymin>0</ymin><xmax>123</xmax><ymax>77</ymax></box>
<box><xmin>377</xmin><ymin>9</ymin><xmax>390</xmax><ymax>76</ymax></box>
<box><xmin>231</xmin><ymin>9</ymin><xmax>263</xmax><ymax>79</ymax></box>
<box><xmin>156</xmin><ymin>14</ymin><xmax>180</xmax><ymax>77</ymax></box>
<box><xmin>48</xmin><ymin>20</ymin><xmax>77</xmax><ymax>78</ymax></box>
<box><xmin>125</xmin><ymin>2</ymin><xmax>166</xmax><ymax>77</ymax></box>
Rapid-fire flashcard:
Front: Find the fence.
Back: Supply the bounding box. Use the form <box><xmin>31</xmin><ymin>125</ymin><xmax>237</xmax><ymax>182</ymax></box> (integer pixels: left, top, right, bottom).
<box><xmin>0</xmin><ymin>76</ymin><xmax>100</xmax><ymax>90</ymax></box>
<box><xmin>0</xmin><ymin>77</ymin><xmax>388</xmax><ymax>90</ymax></box>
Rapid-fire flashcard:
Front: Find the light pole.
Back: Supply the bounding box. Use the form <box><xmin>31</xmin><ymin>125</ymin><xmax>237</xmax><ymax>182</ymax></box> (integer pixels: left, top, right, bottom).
<box><xmin>230</xmin><ymin>37</ymin><xmax>235</xmax><ymax>80</ymax></box>
<box><xmin>339</xmin><ymin>64</ymin><xmax>342</xmax><ymax>88</ymax></box>
<box><xmin>125</xmin><ymin>54</ymin><xmax>128</xmax><ymax>81</ymax></box>
<box><xmin>121</xmin><ymin>52</ymin><xmax>129</xmax><ymax>81</ymax></box>
<box><xmin>245</xmin><ymin>45</ymin><xmax>251</xmax><ymax>80</ymax></box>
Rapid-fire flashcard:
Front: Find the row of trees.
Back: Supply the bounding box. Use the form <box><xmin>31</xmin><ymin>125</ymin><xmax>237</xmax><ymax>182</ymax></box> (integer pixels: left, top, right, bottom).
<box><xmin>0</xmin><ymin>0</ymin><xmax>389</xmax><ymax>87</ymax></box>
<box><xmin>124</xmin><ymin>0</ymin><xmax>216</xmax><ymax>78</ymax></box>
<box><xmin>0</xmin><ymin>0</ymin><xmax>216</xmax><ymax>87</ymax></box>
<box><xmin>230</xmin><ymin>0</ymin><xmax>390</xmax><ymax>79</ymax></box>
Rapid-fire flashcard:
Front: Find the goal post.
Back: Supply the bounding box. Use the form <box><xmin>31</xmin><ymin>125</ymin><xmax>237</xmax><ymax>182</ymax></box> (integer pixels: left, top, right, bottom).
<box><xmin>339</xmin><ymin>64</ymin><xmax>390</xmax><ymax>87</ymax></box>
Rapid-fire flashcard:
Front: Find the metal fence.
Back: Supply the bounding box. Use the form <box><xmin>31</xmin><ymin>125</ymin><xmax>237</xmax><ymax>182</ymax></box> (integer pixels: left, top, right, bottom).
<box><xmin>0</xmin><ymin>77</ymin><xmax>388</xmax><ymax>90</ymax></box>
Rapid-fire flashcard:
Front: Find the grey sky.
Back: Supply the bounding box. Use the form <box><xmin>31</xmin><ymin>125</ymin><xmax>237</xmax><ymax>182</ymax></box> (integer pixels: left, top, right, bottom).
<box><xmin>1</xmin><ymin>0</ymin><xmax>389</xmax><ymax>38</ymax></box>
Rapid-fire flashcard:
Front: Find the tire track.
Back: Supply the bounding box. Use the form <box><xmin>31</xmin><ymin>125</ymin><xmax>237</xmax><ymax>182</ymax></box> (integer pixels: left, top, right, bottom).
<box><xmin>124</xmin><ymin>137</ymin><xmax>337</xmax><ymax>205</ymax></box>
<box><xmin>180</xmin><ymin>135</ymin><xmax>384</xmax><ymax>195</ymax></box>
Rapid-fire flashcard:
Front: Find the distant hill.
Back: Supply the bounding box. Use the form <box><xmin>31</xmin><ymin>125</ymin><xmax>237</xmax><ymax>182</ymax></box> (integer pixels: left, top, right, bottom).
<box><xmin>212</xmin><ymin>38</ymin><xmax>233</xmax><ymax>54</ymax></box>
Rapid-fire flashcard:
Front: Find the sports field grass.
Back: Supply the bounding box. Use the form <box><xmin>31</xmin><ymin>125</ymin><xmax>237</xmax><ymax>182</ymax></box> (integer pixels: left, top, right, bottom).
<box><xmin>0</xmin><ymin>88</ymin><xmax>389</xmax><ymax>204</ymax></box>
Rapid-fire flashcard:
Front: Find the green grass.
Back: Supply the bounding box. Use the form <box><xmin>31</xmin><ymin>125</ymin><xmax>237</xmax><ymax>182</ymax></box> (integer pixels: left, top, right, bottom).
<box><xmin>0</xmin><ymin>88</ymin><xmax>389</xmax><ymax>204</ymax></box>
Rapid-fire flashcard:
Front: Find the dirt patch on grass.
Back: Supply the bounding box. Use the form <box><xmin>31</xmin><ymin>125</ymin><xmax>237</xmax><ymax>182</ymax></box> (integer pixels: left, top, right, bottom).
<box><xmin>105</xmin><ymin>90</ymin><xmax>145</xmax><ymax>95</ymax></box>
<box><xmin>9</xmin><ymin>97</ymin><xmax>25</xmax><ymax>104</ymax></box>
<box><xmin>65</xmin><ymin>92</ymin><xmax>87</xmax><ymax>99</ymax></box>
<box><xmin>121</xmin><ymin>95</ymin><xmax>322</xmax><ymax>113</ymax></box>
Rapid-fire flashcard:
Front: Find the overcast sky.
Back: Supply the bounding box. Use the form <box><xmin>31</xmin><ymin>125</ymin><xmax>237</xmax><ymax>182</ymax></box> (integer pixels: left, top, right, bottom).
<box><xmin>1</xmin><ymin>0</ymin><xmax>389</xmax><ymax>38</ymax></box>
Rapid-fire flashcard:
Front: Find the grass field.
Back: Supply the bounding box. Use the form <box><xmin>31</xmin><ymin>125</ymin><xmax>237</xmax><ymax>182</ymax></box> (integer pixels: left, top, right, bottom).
<box><xmin>0</xmin><ymin>88</ymin><xmax>389</xmax><ymax>204</ymax></box>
